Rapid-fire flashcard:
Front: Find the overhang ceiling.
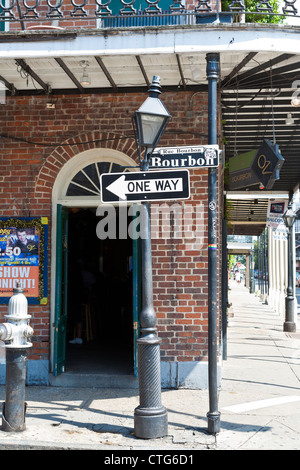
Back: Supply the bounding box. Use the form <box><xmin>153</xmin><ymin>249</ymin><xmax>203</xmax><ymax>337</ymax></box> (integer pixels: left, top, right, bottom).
<box><xmin>221</xmin><ymin>52</ymin><xmax>300</xmax><ymax>193</ymax></box>
<box><xmin>225</xmin><ymin>192</ymin><xmax>288</xmax><ymax>236</ymax></box>
<box><xmin>221</xmin><ymin>52</ymin><xmax>300</xmax><ymax>236</ymax></box>
<box><xmin>0</xmin><ymin>27</ymin><xmax>299</xmax><ymax>236</ymax></box>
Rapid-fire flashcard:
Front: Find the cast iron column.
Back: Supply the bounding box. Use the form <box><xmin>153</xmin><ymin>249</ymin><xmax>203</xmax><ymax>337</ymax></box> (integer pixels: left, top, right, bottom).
<box><xmin>206</xmin><ymin>52</ymin><xmax>221</xmax><ymax>435</ymax></box>
<box><xmin>134</xmin><ymin>155</ymin><xmax>167</xmax><ymax>439</ymax></box>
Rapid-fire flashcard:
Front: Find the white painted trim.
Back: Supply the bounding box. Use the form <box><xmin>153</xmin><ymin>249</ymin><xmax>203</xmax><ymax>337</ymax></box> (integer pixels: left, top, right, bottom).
<box><xmin>53</xmin><ymin>148</ymin><xmax>137</xmax><ymax>203</ymax></box>
<box><xmin>2</xmin><ymin>25</ymin><xmax>300</xmax><ymax>59</ymax></box>
<box><xmin>226</xmin><ymin>191</ymin><xmax>289</xmax><ymax>199</ymax></box>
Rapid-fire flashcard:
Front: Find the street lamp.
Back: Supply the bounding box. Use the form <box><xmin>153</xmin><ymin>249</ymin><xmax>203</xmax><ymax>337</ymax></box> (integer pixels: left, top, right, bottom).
<box><xmin>132</xmin><ymin>76</ymin><xmax>171</xmax><ymax>170</ymax></box>
<box><xmin>132</xmin><ymin>76</ymin><xmax>171</xmax><ymax>439</ymax></box>
<box><xmin>283</xmin><ymin>201</ymin><xmax>297</xmax><ymax>332</ymax></box>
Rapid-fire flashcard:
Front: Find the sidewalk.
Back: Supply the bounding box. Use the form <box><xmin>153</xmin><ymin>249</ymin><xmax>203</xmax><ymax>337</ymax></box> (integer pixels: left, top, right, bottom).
<box><xmin>218</xmin><ymin>281</ymin><xmax>300</xmax><ymax>450</ymax></box>
<box><xmin>0</xmin><ymin>281</ymin><xmax>299</xmax><ymax>451</ymax></box>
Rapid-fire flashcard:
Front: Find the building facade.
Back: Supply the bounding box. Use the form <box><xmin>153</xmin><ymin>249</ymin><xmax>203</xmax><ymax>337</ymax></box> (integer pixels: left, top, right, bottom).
<box><xmin>0</xmin><ymin>0</ymin><xmax>299</xmax><ymax>389</ymax></box>
<box><xmin>0</xmin><ymin>84</ymin><xmax>223</xmax><ymax>387</ymax></box>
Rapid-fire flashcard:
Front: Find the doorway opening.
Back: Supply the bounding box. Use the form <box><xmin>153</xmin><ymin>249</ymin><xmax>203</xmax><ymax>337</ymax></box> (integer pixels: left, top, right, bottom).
<box><xmin>65</xmin><ymin>207</ymin><xmax>134</xmax><ymax>375</ymax></box>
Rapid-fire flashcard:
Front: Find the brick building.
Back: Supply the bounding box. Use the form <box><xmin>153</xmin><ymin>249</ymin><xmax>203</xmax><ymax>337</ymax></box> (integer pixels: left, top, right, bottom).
<box><xmin>0</xmin><ymin>0</ymin><xmax>298</xmax><ymax>390</ymax></box>
<box><xmin>0</xmin><ymin>83</ymin><xmax>223</xmax><ymax>387</ymax></box>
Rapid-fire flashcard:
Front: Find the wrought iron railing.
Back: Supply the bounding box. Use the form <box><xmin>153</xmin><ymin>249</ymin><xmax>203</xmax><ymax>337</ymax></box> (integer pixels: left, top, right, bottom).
<box><xmin>0</xmin><ymin>0</ymin><xmax>297</xmax><ymax>29</ymax></box>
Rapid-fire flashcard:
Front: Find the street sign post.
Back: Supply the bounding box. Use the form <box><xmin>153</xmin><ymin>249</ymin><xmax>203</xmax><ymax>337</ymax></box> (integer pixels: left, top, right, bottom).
<box><xmin>149</xmin><ymin>145</ymin><xmax>219</xmax><ymax>169</ymax></box>
<box><xmin>101</xmin><ymin>170</ymin><xmax>190</xmax><ymax>203</ymax></box>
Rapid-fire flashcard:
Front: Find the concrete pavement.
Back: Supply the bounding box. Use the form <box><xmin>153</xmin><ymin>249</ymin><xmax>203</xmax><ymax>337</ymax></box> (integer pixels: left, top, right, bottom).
<box><xmin>218</xmin><ymin>281</ymin><xmax>300</xmax><ymax>450</ymax></box>
<box><xmin>0</xmin><ymin>281</ymin><xmax>299</xmax><ymax>451</ymax></box>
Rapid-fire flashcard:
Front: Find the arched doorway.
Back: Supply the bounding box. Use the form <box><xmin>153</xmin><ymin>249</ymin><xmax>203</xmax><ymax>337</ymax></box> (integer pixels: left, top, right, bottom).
<box><xmin>51</xmin><ymin>149</ymin><xmax>141</xmax><ymax>382</ymax></box>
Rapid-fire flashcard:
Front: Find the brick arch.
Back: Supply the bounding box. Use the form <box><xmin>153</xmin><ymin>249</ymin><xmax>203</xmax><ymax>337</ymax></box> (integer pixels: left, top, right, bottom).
<box><xmin>34</xmin><ymin>131</ymin><xmax>137</xmax><ymax>199</ymax></box>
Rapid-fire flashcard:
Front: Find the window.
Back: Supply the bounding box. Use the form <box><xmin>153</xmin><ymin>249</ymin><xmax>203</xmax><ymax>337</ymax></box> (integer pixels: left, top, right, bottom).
<box><xmin>66</xmin><ymin>161</ymin><xmax>129</xmax><ymax>197</ymax></box>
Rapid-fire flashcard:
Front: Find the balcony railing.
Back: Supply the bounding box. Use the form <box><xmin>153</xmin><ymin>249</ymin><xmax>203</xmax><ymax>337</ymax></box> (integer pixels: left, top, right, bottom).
<box><xmin>0</xmin><ymin>0</ymin><xmax>297</xmax><ymax>30</ymax></box>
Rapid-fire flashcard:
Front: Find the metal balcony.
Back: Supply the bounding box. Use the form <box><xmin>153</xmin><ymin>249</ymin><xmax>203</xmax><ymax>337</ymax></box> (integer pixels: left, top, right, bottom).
<box><xmin>0</xmin><ymin>0</ymin><xmax>297</xmax><ymax>30</ymax></box>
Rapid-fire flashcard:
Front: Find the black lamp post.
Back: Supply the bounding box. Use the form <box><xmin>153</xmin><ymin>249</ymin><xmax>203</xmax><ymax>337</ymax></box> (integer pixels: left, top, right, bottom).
<box><xmin>283</xmin><ymin>201</ymin><xmax>297</xmax><ymax>332</ymax></box>
<box><xmin>249</xmin><ymin>249</ymin><xmax>254</xmax><ymax>294</ymax></box>
<box><xmin>132</xmin><ymin>76</ymin><xmax>171</xmax><ymax>439</ymax></box>
<box><xmin>206</xmin><ymin>52</ymin><xmax>221</xmax><ymax>435</ymax></box>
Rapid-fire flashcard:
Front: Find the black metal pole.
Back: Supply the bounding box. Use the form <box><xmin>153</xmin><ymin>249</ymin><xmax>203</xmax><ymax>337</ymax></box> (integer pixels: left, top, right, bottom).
<box><xmin>134</xmin><ymin>197</ymin><xmax>168</xmax><ymax>439</ymax></box>
<box><xmin>266</xmin><ymin>228</ymin><xmax>269</xmax><ymax>297</ymax></box>
<box><xmin>254</xmin><ymin>242</ymin><xmax>258</xmax><ymax>292</ymax></box>
<box><xmin>262</xmin><ymin>230</ymin><xmax>265</xmax><ymax>298</ymax></box>
<box><xmin>284</xmin><ymin>223</ymin><xmax>296</xmax><ymax>332</ymax></box>
<box><xmin>249</xmin><ymin>250</ymin><xmax>254</xmax><ymax>294</ymax></box>
<box><xmin>133</xmin><ymin>78</ymin><xmax>169</xmax><ymax>439</ymax></box>
<box><xmin>206</xmin><ymin>52</ymin><xmax>221</xmax><ymax>435</ymax></box>
<box><xmin>257</xmin><ymin>235</ymin><xmax>261</xmax><ymax>295</ymax></box>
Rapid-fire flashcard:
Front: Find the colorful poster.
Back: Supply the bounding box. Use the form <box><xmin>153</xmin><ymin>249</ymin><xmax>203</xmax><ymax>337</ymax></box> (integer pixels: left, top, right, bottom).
<box><xmin>266</xmin><ymin>199</ymin><xmax>288</xmax><ymax>240</ymax></box>
<box><xmin>0</xmin><ymin>218</ymin><xmax>48</xmax><ymax>303</ymax></box>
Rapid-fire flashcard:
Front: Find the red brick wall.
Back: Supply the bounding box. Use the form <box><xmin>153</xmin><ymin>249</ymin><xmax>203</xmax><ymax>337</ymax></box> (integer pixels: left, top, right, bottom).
<box><xmin>0</xmin><ymin>90</ymin><xmax>222</xmax><ymax>366</ymax></box>
<box><xmin>151</xmin><ymin>169</ymin><xmax>210</xmax><ymax>363</ymax></box>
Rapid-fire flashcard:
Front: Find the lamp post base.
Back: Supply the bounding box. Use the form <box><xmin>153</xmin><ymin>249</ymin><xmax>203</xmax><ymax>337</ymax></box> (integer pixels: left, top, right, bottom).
<box><xmin>284</xmin><ymin>296</ymin><xmax>296</xmax><ymax>332</ymax></box>
<box><xmin>134</xmin><ymin>406</ymin><xmax>168</xmax><ymax>439</ymax></box>
<box><xmin>207</xmin><ymin>410</ymin><xmax>221</xmax><ymax>435</ymax></box>
<box><xmin>134</xmin><ymin>337</ymin><xmax>168</xmax><ymax>439</ymax></box>
<box><xmin>283</xmin><ymin>321</ymin><xmax>296</xmax><ymax>332</ymax></box>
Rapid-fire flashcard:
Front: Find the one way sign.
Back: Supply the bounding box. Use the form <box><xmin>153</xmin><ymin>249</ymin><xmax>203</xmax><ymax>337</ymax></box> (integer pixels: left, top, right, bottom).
<box><xmin>101</xmin><ymin>170</ymin><xmax>190</xmax><ymax>203</ymax></box>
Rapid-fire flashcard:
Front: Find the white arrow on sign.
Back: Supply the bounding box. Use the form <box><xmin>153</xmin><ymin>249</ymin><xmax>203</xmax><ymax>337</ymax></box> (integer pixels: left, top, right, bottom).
<box><xmin>106</xmin><ymin>174</ymin><xmax>183</xmax><ymax>200</ymax></box>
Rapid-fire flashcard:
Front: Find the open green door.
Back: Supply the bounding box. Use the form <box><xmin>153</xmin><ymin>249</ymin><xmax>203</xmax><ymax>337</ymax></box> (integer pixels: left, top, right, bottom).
<box><xmin>53</xmin><ymin>205</ymin><xmax>68</xmax><ymax>376</ymax></box>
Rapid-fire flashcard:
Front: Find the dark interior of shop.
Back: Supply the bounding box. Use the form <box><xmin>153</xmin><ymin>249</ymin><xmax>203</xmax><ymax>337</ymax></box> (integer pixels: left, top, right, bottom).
<box><xmin>65</xmin><ymin>207</ymin><xmax>134</xmax><ymax>375</ymax></box>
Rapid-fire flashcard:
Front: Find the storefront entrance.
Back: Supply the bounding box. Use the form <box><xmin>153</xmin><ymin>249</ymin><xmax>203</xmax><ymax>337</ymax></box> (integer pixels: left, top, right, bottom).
<box><xmin>51</xmin><ymin>151</ymin><xmax>141</xmax><ymax>381</ymax></box>
<box><xmin>53</xmin><ymin>205</ymin><xmax>141</xmax><ymax>379</ymax></box>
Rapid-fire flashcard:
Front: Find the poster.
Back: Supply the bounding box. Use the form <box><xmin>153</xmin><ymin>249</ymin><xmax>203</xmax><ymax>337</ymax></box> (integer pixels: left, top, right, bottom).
<box><xmin>0</xmin><ymin>218</ymin><xmax>48</xmax><ymax>304</ymax></box>
<box><xmin>266</xmin><ymin>199</ymin><xmax>288</xmax><ymax>240</ymax></box>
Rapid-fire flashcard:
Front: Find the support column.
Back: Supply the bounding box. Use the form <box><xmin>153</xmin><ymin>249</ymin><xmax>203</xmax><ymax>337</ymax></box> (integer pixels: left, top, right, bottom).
<box><xmin>284</xmin><ymin>222</ymin><xmax>296</xmax><ymax>332</ymax></box>
<box><xmin>206</xmin><ymin>52</ymin><xmax>221</xmax><ymax>435</ymax></box>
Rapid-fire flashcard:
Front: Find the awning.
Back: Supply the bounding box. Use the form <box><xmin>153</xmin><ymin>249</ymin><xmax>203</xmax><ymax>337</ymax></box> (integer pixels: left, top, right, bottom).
<box><xmin>0</xmin><ymin>23</ymin><xmax>299</xmax><ymax>235</ymax></box>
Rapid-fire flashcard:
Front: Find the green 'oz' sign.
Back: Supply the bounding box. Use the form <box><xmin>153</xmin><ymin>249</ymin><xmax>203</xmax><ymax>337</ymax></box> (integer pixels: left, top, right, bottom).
<box><xmin>229</xmin><ymin>139</ymin><xmax>284</xmax><ymax>190</ymax></box>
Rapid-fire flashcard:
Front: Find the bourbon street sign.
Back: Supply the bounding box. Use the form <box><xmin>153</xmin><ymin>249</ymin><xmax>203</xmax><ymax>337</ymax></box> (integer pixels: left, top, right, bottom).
<box><xmin>149</xmin><ymin>145</ymin><xmax>219</xmax><ymax>169</ymax></box>
<box><xmin>101</xmin><ymin>170</ymin><xmax>190</xmax><ymax>203</ymax></box>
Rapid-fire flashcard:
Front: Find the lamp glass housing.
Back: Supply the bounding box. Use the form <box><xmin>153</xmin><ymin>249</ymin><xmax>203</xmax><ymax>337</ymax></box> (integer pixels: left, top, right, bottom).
<box><xmin>134</xmin><ymin>96</ymin><xmax>171</xmax><ymax>151</ymax></box>
<box><xmin>283</xmin><ymin>207</ymin><xmax>296</xmax><ymax>229</ymax></box>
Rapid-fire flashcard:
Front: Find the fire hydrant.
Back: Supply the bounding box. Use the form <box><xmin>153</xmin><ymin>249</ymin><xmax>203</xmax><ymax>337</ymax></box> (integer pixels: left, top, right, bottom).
<box><xmin>0</xmin><ymin>284</ymin><xmax>33</xmax><ymax>432</ymax></box>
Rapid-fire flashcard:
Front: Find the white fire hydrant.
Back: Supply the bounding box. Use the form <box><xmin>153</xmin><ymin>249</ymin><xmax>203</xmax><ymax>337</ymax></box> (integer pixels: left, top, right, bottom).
<box><xmin>0</xmin><ymin>284</ymin><xmax>33</xmax><ymax>432</ymax></box>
